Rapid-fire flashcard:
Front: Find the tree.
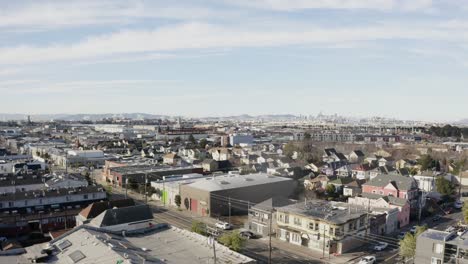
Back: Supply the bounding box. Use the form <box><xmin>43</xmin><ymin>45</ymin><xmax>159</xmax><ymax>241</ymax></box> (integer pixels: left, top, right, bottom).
<box><xmin>418</xmin><ymin>155</ymin><xmax>434</xmax><ymax>171</ymax></box>
<box><xmin>463</xmin><ymin>203</ymin><xmax>468</xmax><ymax>224</ymax></box>
<box><xmin>188</xmin><ymin>134</ymin><xmax>196</xmax><ymax>144</ymax></box>
<box><xmin>184</xmin><ymin>198</ymin><xmax>190</xmax><ymax>210</ymax></box>
<box><xmin>435</xmin><ymin>176</ymin><xmax>455</xmax><ymax>197</ymax></box>
<box><xmin>191</xmin><ymin>221</ymin><xmax>206</xmax><ymax>235</ymax></box>
<box><xmin>128</xmin><ymin>178</ymin><xmax>139</xmax><ymax>191</ymax></box>
<box><xmin>199</xmin><ymin>139</ymin><xmax>208</xmax><ymax>149</ymax></box>
<box><xmin>303</xmin><ymin>132</ymin><xmax>311</xmax><ymax>140</ymax></box>
<box><xmin>283</xmin><ymin>142</ymin><xmax>298</xmax><ymax>158</ymax></box>
<box><xmin>399</xmin><ymin>225</ymin><xmax>427</xmax><ymax>259</ymax></box>
<box><xmin>325</xmin><ymin>184</ymin><xmax>336</xmax><ymax>194</ymax></box>
<box><xmin>175</xmin><ymin>195</ymin><xmax>182</xmax><ymax>208</ymax></box>
<box><xmin>218</xmin><ymin>231</ymin><xmax>246</xmax><ymax>252</ymax></box>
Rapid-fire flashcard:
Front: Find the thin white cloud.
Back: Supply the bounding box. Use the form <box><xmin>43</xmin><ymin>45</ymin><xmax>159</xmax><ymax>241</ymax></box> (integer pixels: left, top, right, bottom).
<box><xmin>0</xmin><ymin>0</ymin><xmax>237</xmax><ymax>30</ymax></box>
<box><xmin>223</xmin><ymin>0</ymin><xmax>433</xmax><ymax>11</ymax></box>
<box><xmin>0</xmin><ymin>22</ymin><xmax>463</xmax><ymax>65</ymax></box>
<box><xmin>0</xmin><ymin>79</ymin><xmax>180</xmax><ymax>94</ymax></box>
<box><xmin>0</xmin><ymin>68</ymin><xmax>23</xmax><ymax>76</ymax></box>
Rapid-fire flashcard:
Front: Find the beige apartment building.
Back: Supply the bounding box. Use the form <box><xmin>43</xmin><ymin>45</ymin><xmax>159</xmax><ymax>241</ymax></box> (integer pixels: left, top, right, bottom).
<box><xmin>275</xmin><ymin>200</ymin><xmax>370</xmax><ymax>255</ymax></box>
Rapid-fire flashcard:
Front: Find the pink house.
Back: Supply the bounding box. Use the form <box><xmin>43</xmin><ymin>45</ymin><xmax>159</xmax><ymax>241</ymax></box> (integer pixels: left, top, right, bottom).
<box><xmin>358</xmin><ymin>193</ymin><xmax>411</xmax><ymax>227</ymax></box>
<box><xmin>362</xmin><ymin>173</ymin><xmax>419</xmax><ymax>221</ymax></box>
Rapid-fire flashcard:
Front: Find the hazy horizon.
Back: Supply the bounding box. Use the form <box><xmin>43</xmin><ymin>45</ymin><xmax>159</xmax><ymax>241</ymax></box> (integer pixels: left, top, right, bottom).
<box><xmin>1</xmin><ymin>0</ymin><xmax>467</xmax><ymax>121</ymax></box>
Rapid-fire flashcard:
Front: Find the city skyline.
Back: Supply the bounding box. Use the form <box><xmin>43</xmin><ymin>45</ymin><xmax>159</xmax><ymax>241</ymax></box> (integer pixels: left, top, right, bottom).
<box><xmin>1</xmin><ymin>0</ymin><xmax>468</xmax><ymax>121</ymax></box>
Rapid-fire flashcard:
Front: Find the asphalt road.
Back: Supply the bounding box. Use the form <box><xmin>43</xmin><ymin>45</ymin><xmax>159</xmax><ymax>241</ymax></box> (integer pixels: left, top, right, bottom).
<box><xmin>95</xmin><ymin>171</ymin><xmax>465</xmax><ymax>264</ymax></box>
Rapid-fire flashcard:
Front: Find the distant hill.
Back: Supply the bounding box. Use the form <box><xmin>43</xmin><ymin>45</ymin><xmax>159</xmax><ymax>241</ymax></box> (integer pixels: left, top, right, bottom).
<box><xmin>456</xmin><ymin>119</ymin><xmax>468</xmax><ymax>125</ymax></box>
<box><xmin>0</xmin><ymin>113</ymin><xmax>303</xmax><ymax>122</ymax></box>
<box><xmin>0</xmin><ymin>113</ymin><xmax>170</xmax><ymax>121</ymax></box>
<box><xmin>202</xmin><ymin>114</ymin><xmax>299</xmax><ymax>121</ymax></box>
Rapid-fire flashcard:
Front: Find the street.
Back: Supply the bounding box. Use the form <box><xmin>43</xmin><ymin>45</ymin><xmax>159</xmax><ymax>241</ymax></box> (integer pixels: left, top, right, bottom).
<box><xmin>91</xmin><ymin>170</ymin><xmax>464</xmax><ymax>264</ymax></box>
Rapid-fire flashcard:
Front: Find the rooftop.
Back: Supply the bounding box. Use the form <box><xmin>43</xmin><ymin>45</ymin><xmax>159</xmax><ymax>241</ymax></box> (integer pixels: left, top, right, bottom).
<box><xmin>186</xmin><ymin>173</ymin><xmax>293</xmax><ymax>192</ymax></box>
<box><xmin>0</xmin><ymin>185</ymin><xmax>105</xmax><ymax>202</ymax></box>
<box><xmin>276</xmin><ymin>200</ymin><xmax>368</xmax><ymax>225</ymax></box>
<box><xmin>110</xmin><ymin>164</ymin><xmax>200</xmax><ymax>175</ymax></box>
<box><xmin>20</xmin><ymin>224</ymin><xmax>255</xmax><ymax>263</ymax></box>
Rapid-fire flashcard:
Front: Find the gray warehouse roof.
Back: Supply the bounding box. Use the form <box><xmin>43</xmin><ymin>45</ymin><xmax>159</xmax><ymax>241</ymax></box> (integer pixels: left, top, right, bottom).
<box><xmin>186</xmin><ymin>173</ymin><xmax>293</xmax><ymax>192</ymax></box>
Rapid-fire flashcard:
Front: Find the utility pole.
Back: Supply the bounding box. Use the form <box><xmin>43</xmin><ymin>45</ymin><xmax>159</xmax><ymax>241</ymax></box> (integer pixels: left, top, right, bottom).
<box><xmin>228</xmin><ymin>197</ymin><xmax>231</xmax><ymax>225</ymax></box>
<box><xmin>365</xmin><ymin>199</ymin><xmax>370</xmax><ymax>240</ymax></box>
<box><xmin>144</xmin><ymin>173</ymin><xmax>148</xmax><ymax>204</ymax></box>
<box><xmin>163</xmin><ymin>181</ymin><xmax>166</xmax><ymax>207</ymax></box>
<box><xmin>322</xmin><ymin>226</ymin><xmax>326</xmax><ymax>259</ymax></box>
<box><xmin>418</xmin><ymin>190</ymin><xmax>422</xmax><ymax>225</ymax></box>
<box><xmin>125</xmin><ymin>178</ymin><xmax>128</xmax><ymax>199</ymax></box>
<box><xmin>269</xmin><ymin>210</ymin><xmax>272</xmax><ymax>264</ymax></box>
<box><xmin>208</xmin><ymin>236</ymin><xmax>217</xmax><ymax>264</ymax></box>
<box><xmin>65</xmin><ymin>210</ymin><xmax>68</xmax><ymax>229</ymax></box>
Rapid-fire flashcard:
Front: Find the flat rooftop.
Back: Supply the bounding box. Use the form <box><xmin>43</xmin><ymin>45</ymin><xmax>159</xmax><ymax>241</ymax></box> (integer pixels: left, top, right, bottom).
<box><xmin>110</xmin><ymin>164</ymin><xmax>200</xmax><ymax>175</ymax></box>
<box><xmin>276</xmin><ymin>200</ymin><xmax>368</xmax><ymax>225</ymax></box>
<box><xmin>186</xmin><ymin>173</ymin><xmax>293</xmax><ymax>192</ymax></box>
<box><xmin>126</xmin><ymin>226</ymin><xmax>255</xmax><ymax>263</ymax></box>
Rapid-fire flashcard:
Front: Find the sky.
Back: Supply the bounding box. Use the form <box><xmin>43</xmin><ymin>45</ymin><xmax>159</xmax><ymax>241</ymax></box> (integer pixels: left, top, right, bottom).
<box><xmin>1</xmin><ymin>0</ymin><xmax>468</xmax><ymax>121</ymax></box>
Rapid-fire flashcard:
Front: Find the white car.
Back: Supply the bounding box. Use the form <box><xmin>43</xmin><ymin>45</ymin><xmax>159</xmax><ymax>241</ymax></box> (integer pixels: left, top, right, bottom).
<box><xmin>359</xmin><ymin>256</ymin><xmax>376</xmax><ymax>264</ymax></box>
<box><xmin>373</xmin><ymin>242</ymin><xmax>388</xmax><ymax>251</ymax></box>
<box><xmin>409</xmin><ymin>226</ymin><xmax>417</xmax><ymax>234</ymax></box>
<box><xmin>215</xmin><ymin>222</ymin><xmax>232</xmax><ymax>230</ymax></box>
<box><xmin>454</xmin><ymin>201</ymin><xmax>464</xmax><ymax>209</ymax></box>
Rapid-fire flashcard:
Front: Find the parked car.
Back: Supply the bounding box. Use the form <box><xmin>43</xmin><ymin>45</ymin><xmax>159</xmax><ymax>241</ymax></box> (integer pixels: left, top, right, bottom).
<box><xmin>358</xmin><ymin>256</ymin><xmax>377</xmax><ymax>264</ymax></box>
<box><xmin>454</xmin><ymin>201</ymin><xmax>464</xmax><ymax>209</ymax></box>
<box><xmin>397</xmin><ymin>232</ymin><xmax>406</xmax><ymax>240</ymax></box>
<box><xmin>444</xmin><ymin>207</ymin><xmax>453</xmax><ymax>215</ymax></box>
<box><xmin>215</xmin><ymin>221</ymin><xmax>232</xmax><ymax>230</ymax></box>
<box><xmin>409</xmin><ymin>226</ymin><xmax>417</xmax><ymax>234</ymax></box>
<box><xmin>445</xmin><ymin>226</ymin><xmax>456</xmax><ymax>232</ymax></box>
<box><xmin>0</xmin><ymin>237</ymin><xmax>7</xmax><ymax>242</ymax></box>
<box><xmin>373</xmin><ymin>242</ymin><xmax>388</xmax><ymax>251</ymax></box>
<box><xmin>239</xmin><ymin>230</ymin><xmax>255</xmax><ymax>239</ymax></box>
<box><xmin>432</xmin><ymin>214</ymin><xmax>442</xmax><ymax>222</ymax></box>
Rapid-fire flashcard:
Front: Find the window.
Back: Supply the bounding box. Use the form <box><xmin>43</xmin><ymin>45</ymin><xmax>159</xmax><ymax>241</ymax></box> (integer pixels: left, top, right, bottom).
<box><xmin>8</xmin><ymin>202</ymin><xmax>13</xmax><ymax>207</ymax></box>
<box><xmin>83</xmin><ymin>195</ymin><xmax>88</xmax><ymax>199</ymax></box>
<box><xmin>278</xmin><ymin>214</ymin><xmax>284</xmax><ymax>223</ymax></box>
<box><xmin>315</xmin><ymin>223</ymin><xmax>319</xmax><ymax>230</ymax></box>
<box><xmin>309</xmin><ymin>222</ymin><xmax>314</xmax><ymax>230</ymax></box>
<box><xmin>433</xmin><ymin>243</ymin><xmax>444</xmax><ymax>254</ymax></box>
<box><xmin>291</xmin><ymin>233</ymin><xmax>301</xmax><ymax>243</ymax></box>
<box><xmin>431</xmin><ymin>257</ymin><xmax>442</xmax><ymax>264</ymax></box>
<box><xmin>25</xmin><ymin>200</ymin><xmax>28</xmax><ymax>206</ymax></box>
<box><xmin>293</xmin><ymin>217</ymin><xmax>302</xmax><ymax>226</ymax></box>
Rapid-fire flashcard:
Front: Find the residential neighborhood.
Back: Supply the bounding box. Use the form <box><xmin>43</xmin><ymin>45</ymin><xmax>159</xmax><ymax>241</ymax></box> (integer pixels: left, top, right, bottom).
<box><xmin>1</xmin><ymin>0</ymin><xmax>468</xmax><ymax>263</ymax></box>
<box><xmin>0</xmin><ymin>115</ymin><xmax>467</xmax><ymax>263</ymax></box>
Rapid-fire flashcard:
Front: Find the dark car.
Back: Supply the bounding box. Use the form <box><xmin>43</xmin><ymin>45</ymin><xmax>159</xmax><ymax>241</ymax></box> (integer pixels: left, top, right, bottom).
<box><xmin>432</xmin><ymin>214</ymin><xmax>442</xmax><ymax>222</ymax></box>
<box><xmin>239</xmin><ymin>230</ymin><xmax>256</xmax><ymax>239</ymax></box>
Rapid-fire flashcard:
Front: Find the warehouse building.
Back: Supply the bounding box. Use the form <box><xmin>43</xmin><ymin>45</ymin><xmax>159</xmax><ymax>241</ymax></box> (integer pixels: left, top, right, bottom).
<box><xmin>180</xmin><ymin>173</ymin><xmax>296</xmax><ymax>217</ymax></box>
